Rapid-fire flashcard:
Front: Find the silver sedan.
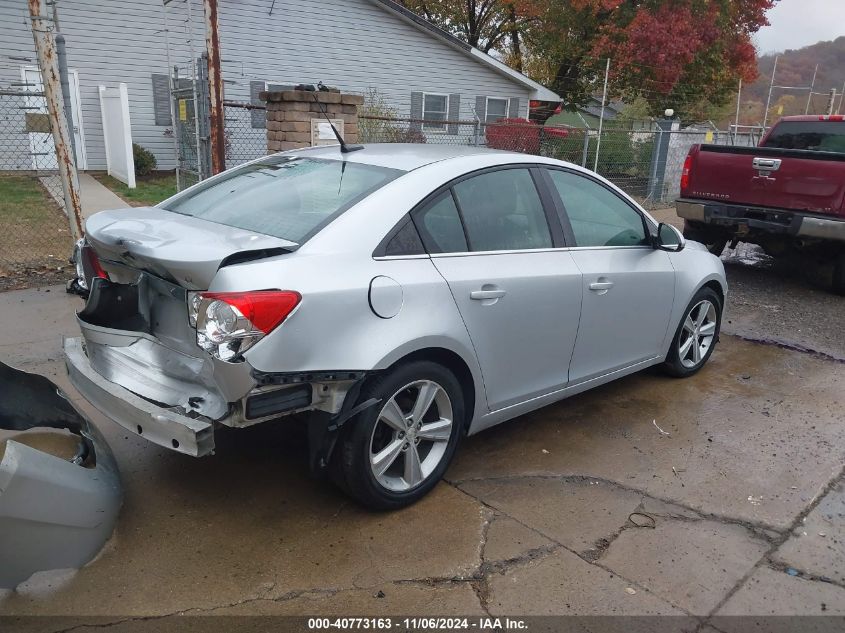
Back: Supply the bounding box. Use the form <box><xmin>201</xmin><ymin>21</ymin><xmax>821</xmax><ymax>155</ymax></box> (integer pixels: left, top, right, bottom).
<box><xmin>65</xmin><ymin>144</ymin><xmax>727</xmax><ymax>509</ymax></box>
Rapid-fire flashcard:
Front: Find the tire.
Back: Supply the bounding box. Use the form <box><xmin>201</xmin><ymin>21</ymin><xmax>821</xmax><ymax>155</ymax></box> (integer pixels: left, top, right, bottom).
<box><xmin>683</xmin><ymin>222</ymin><xmax>729</xmax><ymax>256</ymax></box>
<box><xmin>333</xmin><ymin>361</ymin><xmax>465</xmax><ymax>510</ymax></box>
<box><xmin>833</xmin><ymin>251</ymin><xmax>845</xmax><ymax>296</ymax></box>
<box><xmin>663</xmin><ymin>287</ymin><xmax>722</xmax><ymax>378</ymax></box>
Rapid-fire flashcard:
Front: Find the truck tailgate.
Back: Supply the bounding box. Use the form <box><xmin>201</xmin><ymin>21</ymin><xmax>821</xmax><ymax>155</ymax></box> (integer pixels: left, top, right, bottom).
<box><xmin>684</xmin><ymin>145</ymin><xmax>845</xmax><ymax>216</ymax></box>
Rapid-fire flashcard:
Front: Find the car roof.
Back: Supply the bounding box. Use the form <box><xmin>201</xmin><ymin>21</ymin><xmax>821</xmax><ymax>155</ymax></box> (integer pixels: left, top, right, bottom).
<box><xmin>286</xmin><ymin>143</ymin><xmax>516</xmax><ymax>171</ymax></box>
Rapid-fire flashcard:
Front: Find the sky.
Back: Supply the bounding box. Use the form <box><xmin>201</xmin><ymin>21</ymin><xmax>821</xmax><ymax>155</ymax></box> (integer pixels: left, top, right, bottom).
<box><xmin>754</xmin><ymin>0</ymin><xmax>845</xmax><ymax>53</ymax></box>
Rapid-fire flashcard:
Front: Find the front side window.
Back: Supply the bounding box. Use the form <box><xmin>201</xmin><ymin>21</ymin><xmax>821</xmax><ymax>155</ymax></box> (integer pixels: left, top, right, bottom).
<box><xmin>161</xmin><ymin>156</ymin><xmax>401</xmax><ymax>243</ymax></box>
<box><xmin>423</xmin><ymin>94</ymin><xmax>448</xmax><ymax>131</ymax></box>
<box><xmin>546</xmin><ymin>169</ymin><xmax>648</xmax><ymax>248</ymax></box>
<box><xmin>453</xmin><ymin>169</ymin><xmax>552</xmax><ymax>252</ymax></box>
<box><xmin>486</xmin><ymin>98</ymin><xmax>508</xmax><ymax>124</ymax></box>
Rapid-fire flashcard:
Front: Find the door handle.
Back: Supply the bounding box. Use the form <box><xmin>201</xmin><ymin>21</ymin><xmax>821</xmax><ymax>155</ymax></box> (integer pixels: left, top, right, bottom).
<box><xmin>470</xmin><ymin>289</ymin><xmax>507</xmax><ymax>300</ymax></box>
<box><xmin>752</xmin><ymin>157</ymin><xmax>782</xmax><ymax>171</ymax></box>
<box><xmin>589</xmin><ymin>281</ymin><xmax>614</xmax><ymax>292</ymax></box>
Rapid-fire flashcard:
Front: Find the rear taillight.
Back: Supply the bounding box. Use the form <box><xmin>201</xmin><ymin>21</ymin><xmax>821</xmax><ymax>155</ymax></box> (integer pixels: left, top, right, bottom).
<box><xmin>680</xmin><ymin>154</ymin><xmax>693</xmax><ymax>192</ymax></box>
<box><xmin>192</xmin><ymin>290</ymin><xmax>301</xmax><ymax>361</ymax></box>
<box><xmin>72</xmin><ymin>238</ymin><xmax>109</xmax><ymax>291</ymax></box>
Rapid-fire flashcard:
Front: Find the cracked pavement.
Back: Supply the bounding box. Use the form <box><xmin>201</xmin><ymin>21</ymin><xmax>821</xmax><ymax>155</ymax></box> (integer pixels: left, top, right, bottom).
<box><xmin>1</xmin><ymin>235</ymin><xmax>844</xmax><ymax>629</ymax></box>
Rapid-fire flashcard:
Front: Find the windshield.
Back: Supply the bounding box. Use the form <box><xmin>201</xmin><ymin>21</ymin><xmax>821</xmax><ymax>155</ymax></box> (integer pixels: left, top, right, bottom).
<box><xmin>161</xmin><ymin>156</ymin><xmax>402</xmax><ymax>243</ymax></box>
<box><xmin>762</xmin><ymin>121</ymin><xmax>845</xmax><ymax>153</ymax></box>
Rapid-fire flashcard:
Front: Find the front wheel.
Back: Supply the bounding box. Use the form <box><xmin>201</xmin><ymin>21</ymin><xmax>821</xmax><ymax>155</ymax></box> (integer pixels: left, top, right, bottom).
<box><xmin>333</xmin><ymin>361</ymin><xmax>464</xmax><ymax>510</ymax></box>
<box><xmin>663</xmin><ymin>287</ymin><xmax>722</xmax><ymax>378</ymax></box>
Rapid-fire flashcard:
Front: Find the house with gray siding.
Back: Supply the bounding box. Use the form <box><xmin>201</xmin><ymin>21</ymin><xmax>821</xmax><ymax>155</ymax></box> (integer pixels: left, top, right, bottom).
<box><xmin>0</xmin><ymin>0</ymin><xmax>558</xmax><ymax>173</ymax></box>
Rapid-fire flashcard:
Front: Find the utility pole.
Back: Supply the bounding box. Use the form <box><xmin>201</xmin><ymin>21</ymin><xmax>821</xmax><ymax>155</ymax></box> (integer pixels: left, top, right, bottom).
<box><xmin>54</xmin><ymin>33</ymin><xmax>76</xmax><ymax>160</ymax></box>
<box><xmin>828</xmin><ymin>89</ymin><xmax>837</xmax><ymax>116</ymax></box>
<box><xmin>27</xmin><ymin>0</ymin><xmax>83</xmax><ymax>241</ymax></box>
<box><xmin>733</xmin><ymin>78</ymin><xmax>742</xmax><ymax>143</ymax></box>
<box><xmin>763</xmin><ymin>55</ymin><xmax>778</xmax><ymax>129</ymax></box>
<box><xmin>593</xmin><ymin>58</ymin><xmax>610</xmax><ymax>173</ymax></box>
<box><xmin>805</xmin><ymin>63</ymin><xmax>819</xmax><ymax>115</ymax></box>
<box><xmin>204</xmin><ymin>0</ymin><xmax>225</xmax><ymax>175</ymax></box>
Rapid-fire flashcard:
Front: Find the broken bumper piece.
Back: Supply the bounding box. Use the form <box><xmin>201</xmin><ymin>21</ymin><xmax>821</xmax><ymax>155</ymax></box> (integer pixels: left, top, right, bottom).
<box><xmin>64</xmin><ymin>337</ymin><xmax>215</xmax><ymax>457</ymax></box>
<box><xmin>0</xmin><ymin>361</ymin><xmax>123</xmax><ymax>590</ymax></box>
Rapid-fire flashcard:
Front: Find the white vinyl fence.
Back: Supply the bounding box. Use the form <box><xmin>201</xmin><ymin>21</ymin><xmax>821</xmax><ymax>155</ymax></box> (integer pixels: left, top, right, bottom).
<box><xmin>98</xmin><ymin>83</ymin><xmax>135</xmax><ymax>188</ymax></box>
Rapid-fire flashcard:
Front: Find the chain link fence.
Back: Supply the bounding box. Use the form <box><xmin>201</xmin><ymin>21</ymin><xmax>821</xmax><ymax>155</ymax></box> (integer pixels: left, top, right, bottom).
<box><xmin>0</xmin><ymin>88</ymin><xmax>74</xmax><ymax>290</ymax></box>
<box><xmin>218</xmin><ymin>108</ymin><xmax>763</xmax><ymax>212</ymax></box>
<box><xmin>223</xmin><ymin>101</ymin><xmax>267</xmax><ymax>168</ymax></box>
<box><xmin>358</xmin><ymin>115</ymin><xmax>761</xmax><ymax>209</ymax></box>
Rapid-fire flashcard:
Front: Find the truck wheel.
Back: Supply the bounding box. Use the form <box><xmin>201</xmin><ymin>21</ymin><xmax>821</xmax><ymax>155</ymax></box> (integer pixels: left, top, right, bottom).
<box><xmin>833</xmin><ymin>252</ymin><xmax>845</xmax><ymax>296</ymax></box>
<box><xmin>683</xmin><ymin>222</ymin><xmax>728</xmax><ymax>256</ymax></box>
<box><xmin>333</xmin><ymin>361</ymin><xmax>464</xmax><ymax>510</ymax></box>
<box><xmin>663</xmin><ymin>287</ymin><xmax>722</xmax><ymax>378</ymax></box>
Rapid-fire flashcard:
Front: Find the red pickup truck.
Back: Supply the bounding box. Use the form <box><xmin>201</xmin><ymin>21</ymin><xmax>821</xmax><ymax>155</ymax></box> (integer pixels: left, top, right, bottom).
<box><xmin>676</xmin><ymin>115</ymin><xmax>845</xmax><ymax>293</ymax></box>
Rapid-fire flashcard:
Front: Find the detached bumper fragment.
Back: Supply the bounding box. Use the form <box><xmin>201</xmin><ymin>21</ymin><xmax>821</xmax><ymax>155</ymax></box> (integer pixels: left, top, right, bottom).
<box><xmin>0</xmin><ymin>361</ymin><xmax>123</xmax><ymax>589</ymax></box>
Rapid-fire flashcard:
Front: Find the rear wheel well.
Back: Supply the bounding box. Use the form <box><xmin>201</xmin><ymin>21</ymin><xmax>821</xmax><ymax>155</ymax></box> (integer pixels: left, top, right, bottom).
<box><xmin>382</xmin><ymin>348</ymin><xmax>476</xmax><ymax>432</ymax></box>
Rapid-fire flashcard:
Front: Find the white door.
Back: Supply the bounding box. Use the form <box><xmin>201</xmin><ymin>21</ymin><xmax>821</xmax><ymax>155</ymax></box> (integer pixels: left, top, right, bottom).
<box><xmin>21</xmin><ymin>66</ymin><xmax>86</xmax><ymax>169</ymax></box>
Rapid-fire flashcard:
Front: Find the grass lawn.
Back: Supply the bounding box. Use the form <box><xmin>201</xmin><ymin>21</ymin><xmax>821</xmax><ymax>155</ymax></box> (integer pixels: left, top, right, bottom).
<box><xmin>0</xmin><ymin>175</ymin><xmax>73</xmax><ymax>277</ymax></box>
<box><xmin>94</xmin><ymin>172</ymin><xmax>177</xmax><ymax>207</ymax></box>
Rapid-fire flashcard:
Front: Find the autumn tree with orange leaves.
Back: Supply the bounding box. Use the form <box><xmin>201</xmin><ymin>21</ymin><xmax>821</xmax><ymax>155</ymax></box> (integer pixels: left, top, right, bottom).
<box><xmin>399</xmin><ymin>0</ymin><xmax>774</xmax><ymax>121</ymax></box>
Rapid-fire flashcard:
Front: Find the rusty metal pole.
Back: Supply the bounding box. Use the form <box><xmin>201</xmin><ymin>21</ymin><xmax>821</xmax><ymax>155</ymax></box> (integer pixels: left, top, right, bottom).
<box><xmin>204</xmin><ymin>0</ymin><xmax>225</xmax><ymax>175</ymax></box>
<box><xmin>27</xmin><ymin>0</ymin><xmax>83</xmax><ymax>242</ymax></box>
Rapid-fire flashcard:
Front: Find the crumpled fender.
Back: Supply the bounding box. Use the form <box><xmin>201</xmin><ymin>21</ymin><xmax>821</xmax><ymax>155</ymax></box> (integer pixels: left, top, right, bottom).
<box><xmin>0</xmin><ymin>361</ymin><xmax>122</xmax><ymax>589</ymax></box>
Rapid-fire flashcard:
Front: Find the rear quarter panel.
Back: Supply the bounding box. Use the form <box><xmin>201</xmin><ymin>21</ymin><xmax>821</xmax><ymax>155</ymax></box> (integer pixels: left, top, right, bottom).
<box><xmin>211</xmin><ymin>252</ymin><xmax>489</xmax><ymax>421</ymax></box>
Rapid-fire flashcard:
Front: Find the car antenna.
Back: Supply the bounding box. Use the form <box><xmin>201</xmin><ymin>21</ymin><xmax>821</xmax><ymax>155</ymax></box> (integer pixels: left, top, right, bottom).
<box><xmin>311</xmin><ymin>83</ymin><xmax>363</xmax><ymax>154</ymax></box>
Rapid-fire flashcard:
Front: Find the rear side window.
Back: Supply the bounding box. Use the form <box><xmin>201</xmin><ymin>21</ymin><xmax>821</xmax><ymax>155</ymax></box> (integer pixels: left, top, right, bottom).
<box><xmin>452</xmin><ymin>169</ymin><xmax>552</xmax><ymax>251</ymax></box>
<box><xmin>383</xmin><ymin>218</ymin><xmax>425</xmax><ymax>256</ymax></box>
<box><xmin>161</xmin><ymin>156</ymin><xmax>401</xmax><ymax>243</ymax></box>
<box><xmin>763</xmin><ymin>121</ymin><xmax>845</xmax><ymax>153</ymax></box>
<box><xmin>415</xmin><ymin>192</ymin><xmax>469</xmax><ymax>253</ymax></box>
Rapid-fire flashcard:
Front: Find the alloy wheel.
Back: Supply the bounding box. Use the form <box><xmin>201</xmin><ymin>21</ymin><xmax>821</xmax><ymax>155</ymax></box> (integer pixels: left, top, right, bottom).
<box><xmin>368</xmin><ymin>380</ymin><xmax>453</xmax><ymax>492</ymax></box>
<box><xmin>678</xmin><ymin>299</ymin><xmax>718</xmax><ymax>369</ymax></box>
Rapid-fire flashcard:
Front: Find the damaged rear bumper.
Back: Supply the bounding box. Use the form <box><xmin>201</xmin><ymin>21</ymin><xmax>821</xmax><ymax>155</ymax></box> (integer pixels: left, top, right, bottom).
<box><xmin>65</xmin><ymin>337</ymin><xmax>215</xmax><ymax>457</ymax></box>
<box><xmin>0</xmin><ymin>361</ymin><xmax>122</xmax><ymax>589</ymax></box>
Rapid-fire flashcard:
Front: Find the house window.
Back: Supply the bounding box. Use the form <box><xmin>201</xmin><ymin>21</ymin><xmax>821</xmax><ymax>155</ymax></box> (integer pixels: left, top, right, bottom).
<box><xmin>423</xmin><ymin>93</ymin><xmax>448</xmax><ymax>131</ymax></box>
<box><xmin>486</xmin><ymin>97</ymin><xmax>508</xmax><ymax>124</ymax></box>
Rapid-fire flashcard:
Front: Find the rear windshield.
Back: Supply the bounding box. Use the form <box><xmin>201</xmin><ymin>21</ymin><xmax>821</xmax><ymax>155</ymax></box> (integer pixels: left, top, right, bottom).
<box><xmin>762</xmin><ymin>121</ymin><xmax>845</xmax><ymax>153</ymax></box>
<box><xmin>161</xmin><ymin>156</ymin><xmax>402</xmax><ymax>243</ymax></box>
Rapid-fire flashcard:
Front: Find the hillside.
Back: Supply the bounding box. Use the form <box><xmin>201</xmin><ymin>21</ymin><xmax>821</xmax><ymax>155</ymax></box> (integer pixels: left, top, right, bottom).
<box><xmin>734</xmin><ymin>37</ymin><xmax>845</xmax><ymax>126</ymax></box>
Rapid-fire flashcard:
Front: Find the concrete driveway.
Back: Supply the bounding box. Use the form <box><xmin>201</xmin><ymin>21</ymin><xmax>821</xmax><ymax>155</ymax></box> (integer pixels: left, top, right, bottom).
<box><xmin>0</xmin><ymin>246</ymin><xmax>843</xmax><ymax>630</ymax></box>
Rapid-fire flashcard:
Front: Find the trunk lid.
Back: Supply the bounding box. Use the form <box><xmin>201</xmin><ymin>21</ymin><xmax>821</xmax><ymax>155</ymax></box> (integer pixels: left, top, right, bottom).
<box><xmin>86</xmin><ymin>207</ymin><xmax>297</xmax><ymax>289</ymax></box>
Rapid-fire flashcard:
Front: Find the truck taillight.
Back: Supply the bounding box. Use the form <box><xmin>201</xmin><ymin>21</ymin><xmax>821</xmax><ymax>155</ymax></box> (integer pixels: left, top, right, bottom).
<box><xmin>680</xmin><ymin>154</ymin><xmax>693</xmax><ymax>192</ymax></box>
<box><xmin>193</xmin><ymin>290</ymin><xmax>301</xmax><ymax>361</ymax></box>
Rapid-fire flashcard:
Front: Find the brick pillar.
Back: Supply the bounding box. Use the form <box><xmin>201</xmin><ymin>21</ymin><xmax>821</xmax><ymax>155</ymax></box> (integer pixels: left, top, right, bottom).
<box><xmin>260</xmin><ymin>89</ymin><xmax>363</xmax><ymax>153</ymax></box>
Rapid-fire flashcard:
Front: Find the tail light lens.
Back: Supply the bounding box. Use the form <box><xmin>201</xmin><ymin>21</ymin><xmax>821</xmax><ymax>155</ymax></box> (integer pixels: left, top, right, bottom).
<box><xmin>680</xmin><ymin>153</ymin><xmax>693</xmax><ymax>193</ymax></box>
<box><xmin>192</xmin><ymin>290</ymin><xmax>301</xmax><ymax>361</ymax></box>
<box><xmin>72</xmin><ymin>238</ymin><xmax>109</xmax><ymax>291</ymax></box>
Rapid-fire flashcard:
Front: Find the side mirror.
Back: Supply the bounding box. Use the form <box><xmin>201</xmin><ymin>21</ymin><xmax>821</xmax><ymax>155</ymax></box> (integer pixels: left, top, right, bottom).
<box><xmin>655</xmin><ymin>222</ymin><xmax>686</xmax><ymax>252</ymax></box>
